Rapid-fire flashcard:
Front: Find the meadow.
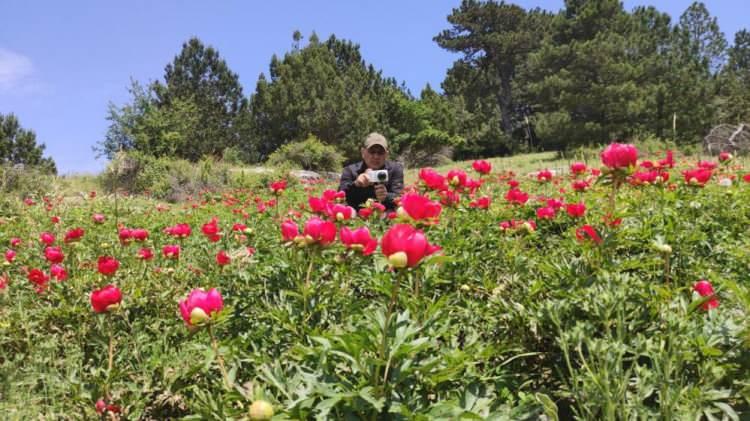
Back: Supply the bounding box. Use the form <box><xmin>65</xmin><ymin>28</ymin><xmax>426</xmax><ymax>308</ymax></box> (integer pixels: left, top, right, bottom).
<box><xmin>0</xmin><ymin>144</ymin><xmax>748</xmax><ymax>420</ymax></box>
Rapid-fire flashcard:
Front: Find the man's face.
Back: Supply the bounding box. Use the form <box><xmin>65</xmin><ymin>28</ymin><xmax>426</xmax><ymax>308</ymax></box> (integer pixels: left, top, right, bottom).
<box><xmin>362</xmin><ymin>145</ymin><xmax>387</xmax><ymax>169</ymax></box>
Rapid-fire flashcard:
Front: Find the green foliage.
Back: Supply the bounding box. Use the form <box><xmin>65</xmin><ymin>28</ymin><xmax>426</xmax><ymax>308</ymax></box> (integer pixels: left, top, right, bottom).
<box><xmin>436</xmin><ymin>1</ymin><xmax>548</xmax><ymax>156</ymax></box>
<box><xmin>97</xmin><ymin>38</ymin><xmax>249</xmax><ymax>162</ymax></box>
<box><xmin>716</xmin><ymin>29</ymin><xmax>750</xmax><ymax>124</ymax></box>
<box><xmin>266</xmin><ymin>135</ymin><xmax>344</xmax><ymax>172</ymax></box>
<box><xmin>249</xmin><ymin>33</ymin><xmax>403</xmax><ymax>162</ymax></box>
<box><xmin>1</xmin><ymin>150</ymin><xmax>750</xmax><ymax>418</ymax></box>
<box><xmin>0</xmin><ymin>165</ymin><xmax>57</xmax><ymax>219</ymax></box>
<box><xmin>220</xmin><ymin>146</ymin><xmax>246</xmax><ymax>166</ymax></box>
<box><xmin>388</xmin><ymin>86</ymin><xmax>465</xmax><ymax>167</ymax></box>
<box><xmin>0</xmin><ymin>113</ymin><xmax>56</xmax><ymax>173</ymax></box>
<box><xmin>436</xmin><ymin>1</ymin><xmax>747</xmax><ymax>153</ymax></box>
<box><xmin>98</xmin><ymin>151</ymin><xmax>231</xmax><ymax>201</ymax></box>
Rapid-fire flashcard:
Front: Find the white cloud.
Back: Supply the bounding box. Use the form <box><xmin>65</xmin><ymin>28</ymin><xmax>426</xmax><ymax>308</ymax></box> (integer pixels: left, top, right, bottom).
<box><xmin>0</xmin><ymin>48</ymin><xmax>34</xmax><ymax>92</ymax></box>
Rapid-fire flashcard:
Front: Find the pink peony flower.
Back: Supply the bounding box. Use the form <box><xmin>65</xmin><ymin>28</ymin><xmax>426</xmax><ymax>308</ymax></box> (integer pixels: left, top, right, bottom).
<box><xmin>179</xmin><ymin>288</ymin><xmax>224</xmax><ymax>326</ymax></box>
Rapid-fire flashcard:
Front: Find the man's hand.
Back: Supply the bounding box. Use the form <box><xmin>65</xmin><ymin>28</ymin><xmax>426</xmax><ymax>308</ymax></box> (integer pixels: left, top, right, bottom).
<box><xmin>354</xmin><ymin>172</ymin><xmax>372</xmax><ymax>188</ymax></box>
<box><xmin>374</xmin><ymin>184</ymin><xmax>387</xmax><ymax>202</ymax></box>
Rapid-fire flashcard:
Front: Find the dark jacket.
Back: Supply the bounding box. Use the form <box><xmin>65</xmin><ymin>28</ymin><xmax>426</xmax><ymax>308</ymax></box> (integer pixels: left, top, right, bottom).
<box><xmin>338</xmin><ymin>160</ymin><xmax>404</xmax><ymax>210</ymax></box>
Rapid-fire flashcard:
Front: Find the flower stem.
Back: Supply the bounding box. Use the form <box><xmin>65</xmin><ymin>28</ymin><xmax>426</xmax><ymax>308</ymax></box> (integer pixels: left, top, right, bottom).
<box><xmin>388</xmin><ymin>270</ymin><xmax>401</xmax><ymax>317</ymax></box>
<box><xmin>413</xmin><ymin>271</ymin><xmax>420</xmax><ymax>299</ymax></box>
<box><xmin>302</xmin><ymin>255</ymin><xmax>314</xmax><ymax>315</ymax></box>
<box><xmin>105</xmin><ymin>325</ymin><xmax>115</xmax><ymax>400</ymax></box>
<box><xmin>608</xmin><ymin>179</ymin><xmax>619</xmax><ymax>217</ymax></box>
<box><xmin>208</xmin><ymin>324</ymin><xmax>232</xmax><ymax>390</ymax></box>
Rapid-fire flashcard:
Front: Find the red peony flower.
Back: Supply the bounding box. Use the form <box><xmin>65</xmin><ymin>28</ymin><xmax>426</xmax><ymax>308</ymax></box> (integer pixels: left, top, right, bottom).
<box><xmin>631</xmin><ymin>170</ymin><xmax>659</xmax><ymax>185</ymax></box>
<box><xmin>137</xmin><ymin>247</ymin><xmax>154</xmax><ymax>260</ymax></box>
<box><xmin>270</xmin><ymin>180</ymin><xmax>287</xmax><ymax>194</ymax></box>
<box><xmin>565</xmin><ymin>202</ymin><xmax>586</xmax><ymax>218</ymax></box>
<box><xmin>419</xmin><ymin>168</ymin><xmax>448</xmax><ymax>191</ymax></box>
<box><xmin>505</xmin><ymin>188</ymin><xmax>529</xmax><ymax>205</ymax></box>
<box><xmin>118</xmin><ymin>228</ymin><xmax>133</xmax><ymax>244</ymax></box>
<box><xmin>446</xmin><ymin>169</ymin><xmax>467</xmax><ymax>188</ymax></box>
<box><xmin>50</xmin><ymin>264</ymin><xmax>68</xmax><ymax>281</ymax></box>
<box><xmin>639</xmin><ymin>160</ymin><xmax>654</xmax><ymax>169</ymax></box>
<box><xmin>438</xmin><ymin>189</ymin><xmax>461</xmax><ymax>208</ymax></box>
<box><xmin>326</xmin><ymin>203</ymin><xmax>355</xmax><ymax>221</ymax></box>
<box><xmin>601</xmin><ymin>142</ymin><xmax>638</xmax><ymax>169</ymax></box>
<box><xmin>322</xmin><ymin>189</ymin><xmax>345</xmax><ymax>202</ymax></box>
<box><xmin>5</xmin><ymin>249</ymin><xmax>16</xmax><ymax>263</ymax></box>
<box><xmin>44</xmin><ymin>246</ymin><xmax>64</xmax><ymax>264</ymax></box>
<box><xmin>469</xmin><ymin>196</ymin><xmax>491</xmax><ymax>209</ymax></box>
<box><xmin>471</xmin><ymin>160</ymin><xmax>492</xmax><ymax>175</ymax></box>
<box><xmin>499</xmin><ymin>219</ymin><xmax>537</xmax><ymax>233</ymax></box>
<box><xmin>162</xmin><ymin>244</ymin><xmax>181</xmax><ymax>259</ymax></box>
<box><xmin>179</xmin><ymin>288</ymin><xmax>224</xmax><ymax>326</ymax></box>
<box><xmin>132</xmin><ymin>228</ymin><xmax>149</xmax><ymax>242</ymax></box>
<box><xmin>546</xmin><ymin>198</ymin><xmax>564</xmax><ymax>210</ymax></box>
<box><xmin>27</xmin><ymin>268</ymin><xmax>49</xmax><ymax>291</ymax></box>
<box><xmin>164</xmin><ymin>223</ymin><xmax>191</xmax><ymax>238</ymax></box>
<box><xmin>92</xmin><ymin>213</ymin><xmax>106</xmax><ymax>224</ymax></box>
<box><xmin>90</xmin><ymin>284</ymin><xmax>122</xmax><ymax>313</ymax></box>
<box><xmin>400</xmin><ymin>193</ymin><xmax>443</xmax><ymax>221</ymax></box>
<box><xmin>358</xmin><ymin>207</ymin><xmax>373</xmax><ymax>219</ymax></box>
<box><xmin>301</xmin><ymin>217</ymin><xmax>337</xmax><ymax>246</ymax></box>
<box><xmin>95</xmin><ymin>399</ymin><xmax>121</xmax><ymax>415</ymax></box>
<box><xmin>281</xmin><ymin>219</ymin><xmax>299</xmax><ymax>242</ymax></box>
<box><xmin>682</xmin><ymin>168</ymin><xmax>712</xmax><ymax>186</ymax></box>
<box><xmin>340</xmin><ymin>226</ymin><xmax>378</xmax><ymax>256</ymax></box>
<box><xmin>64</xmin><ymin>228</ymin><xmax>85</xmax><ymax>243</ymax></box>
<box><xmin>575</xmin><ymin>225</ymin><xmax>602</xmax><ymax>245</ymax></box>
<box><xmin>570</xmin><ymin>162</ymin><xmax>587</xmax><ymax>175</ymax></box>
<box><xmin>536</xmin><ymin>206</ymin><xmax>556</xmax><ymax>220</ymax></box>
<box><xmin>308</xmin><ymin>196</ymin><xmax>328</xmax><ymax>213</ymax></box>
<box><xmin>201</xmin><ymin>218</ymin><xmax>221</xmax><ymax>242</ymax></box>
<box><xmin>216</xmin><ymin>250</ymin><xmax>231</xmax><ymax>266</ymax></box>
<box><xmin>718</xmin><ymin>151</ymin><xmax>732</xmax><ymax>162</ymax></box>
<box><xmin>39</xmin><ymin>232</ymin><xmax>55</xmax><ymax>246</ymax></box>
<box><xmin>693</xmin><ymin>280</ymin><xmax>719</xmax><ymax>310</ymax></box>
<box><xmin>657</xmin><ymin>150</ymin><xmax>674</xmax><ymax>169</ymax></box>
<box><xmin>537</xmin><ymin>169</ymin><xmax>553</xmax><ymax>182</ymax></box>
<box><xmin>697</xmin><ymin>160</ymin><xmax>717</xmax><ymax>170</ymax></box>
<box><xmin>380</xmin><ymin>224</ymin><xmax>441</xmax><ymax>268</ymax></box>
<box><xmin>97</xmin><ymin>256</ymin><xmax>120</xmax><ymax>276</ymax></box>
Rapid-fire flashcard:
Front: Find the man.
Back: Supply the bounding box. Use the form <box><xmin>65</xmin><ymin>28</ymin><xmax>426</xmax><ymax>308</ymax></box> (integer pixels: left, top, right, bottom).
<box><xmin>338</xmin><ymin>132</ymin><xmax>404</xmax><ymax>210</ymax></box>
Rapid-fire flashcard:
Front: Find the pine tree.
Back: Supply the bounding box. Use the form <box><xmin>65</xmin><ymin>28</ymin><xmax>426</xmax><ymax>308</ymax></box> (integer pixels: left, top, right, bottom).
<box><xmin>152</xmin><ymin>38</ymin><xmax>247</xmax><ymax>160</ymax></box>
<box><xmin>435</xmin><ymin>0</ymin><xmax>545</xmax><ymax>152</ymax></box>
<box><xmin>0</xmin><ymin>113</ymin><xmax>56</xmax><ymax>173</ymax></box>
<box><xmin>249</xmin><ymin>33</ymin><xmax>402</xmax><ymax>162</ymax></box>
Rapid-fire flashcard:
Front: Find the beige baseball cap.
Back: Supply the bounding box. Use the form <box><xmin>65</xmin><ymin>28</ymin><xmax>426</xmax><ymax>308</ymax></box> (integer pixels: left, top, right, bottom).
<box><xmin>363</xmin><ymin>132</ymin><xmax>388</xmax><ymax>151</ymax></box>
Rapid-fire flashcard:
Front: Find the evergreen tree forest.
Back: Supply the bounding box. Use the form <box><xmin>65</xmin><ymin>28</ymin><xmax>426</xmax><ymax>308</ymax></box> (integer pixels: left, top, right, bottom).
<box><xmin>96</xmin><ymin>1</ymin><xmax>750</xmax><ymax>166</ymax></box>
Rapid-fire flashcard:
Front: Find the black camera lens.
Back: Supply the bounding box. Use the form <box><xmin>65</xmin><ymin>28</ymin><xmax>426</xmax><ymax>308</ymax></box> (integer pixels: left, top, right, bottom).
<box><xmin>377</xmin><ymin>172</ymin><xmax>387</xmax><ymax>181</ymax></box>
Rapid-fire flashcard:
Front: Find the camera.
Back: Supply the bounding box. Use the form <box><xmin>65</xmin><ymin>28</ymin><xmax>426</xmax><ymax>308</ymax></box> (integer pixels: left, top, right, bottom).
<box><xmin>367</xmin><ymin>169</ymin><xmax>389</xmax><ymax>184</ymax></box>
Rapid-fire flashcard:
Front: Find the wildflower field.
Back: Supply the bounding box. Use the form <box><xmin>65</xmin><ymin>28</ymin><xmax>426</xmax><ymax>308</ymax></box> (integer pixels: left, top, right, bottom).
<box><xmin>1</xmin><ymin>144</ymin><xmax>749</xmax><ymax>420</ymax></box>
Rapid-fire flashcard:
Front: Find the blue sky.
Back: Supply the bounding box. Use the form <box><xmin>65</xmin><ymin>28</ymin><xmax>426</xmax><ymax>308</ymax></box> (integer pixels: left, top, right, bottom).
<box><xmin>1</xmin><ymin>1</ymin><xmax>746</xmax><ymax>174</ymax></box>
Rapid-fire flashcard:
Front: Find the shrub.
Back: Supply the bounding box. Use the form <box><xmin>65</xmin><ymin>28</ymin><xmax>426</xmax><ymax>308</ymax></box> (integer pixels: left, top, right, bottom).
<box><xmin>98</xmin><ymin>151</ymin><xmax>232</xmax><ymax>202</ymax></box>
<box><xmin>0</xmin><ymin>163</ymin><xmax>57</xmax><ymax>198</ymax></box>
<box><xmin>221</xmin><ymin>146</ymin><xmax>246</xmax><ymax>165</ymax></box>
<box><xmin>266</xmin><ymin>135</ymin><xmax>344</xmax><ymax>172</ymax></box>
<box><xmin>394</xmin><ymin>128</ymin><xmax>460</xmax><ymax>168</ymax></box>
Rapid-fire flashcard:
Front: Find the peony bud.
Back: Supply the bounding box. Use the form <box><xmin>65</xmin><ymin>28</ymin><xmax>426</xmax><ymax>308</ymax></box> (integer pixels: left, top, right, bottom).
<box><xmin>388</xmin><ymin>251</ymin><xmax>409</xmax><ymax>268</ymax></box>
<box><xmin>248</xmin><ymin>400</ymin><xmax>274</xmax><ymax>420</ymax></box>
